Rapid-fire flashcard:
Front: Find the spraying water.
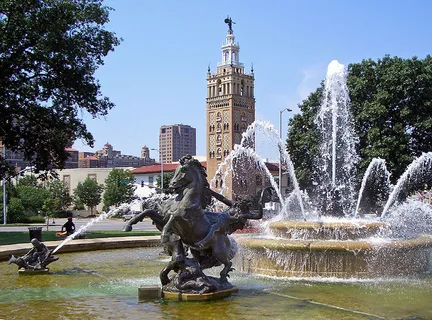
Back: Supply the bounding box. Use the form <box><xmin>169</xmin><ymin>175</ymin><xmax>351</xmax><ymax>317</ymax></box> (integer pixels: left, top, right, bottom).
<box><xmin>381</xmin><ymin>152</ymin><xmax>432</xmax><ymax>218</ymax></box>
<box><xmin>212</xmin><ymin>120</ymin><xmax>306</xmax><ymax>220</ymax></box>
<box><xmin>52</xmin><ymin>201</ymin><xmax>142</xmax><ymax>254</ymax></box>
<box><xmin>316</xmin><ymin>60</ymin><xmax>359</xmax><ymax>216</ymax></box>
<box><xmin>354</xmin><ymin>158</ymin><xmax>392</xmax><ymax>217</ymax></box>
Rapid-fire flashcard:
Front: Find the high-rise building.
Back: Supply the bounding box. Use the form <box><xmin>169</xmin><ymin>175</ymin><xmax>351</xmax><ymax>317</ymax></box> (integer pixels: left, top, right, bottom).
<box><xmin>159</xmin><ymin>124</ymin><xmax>196</xmax><ymax>164</ymax></box>
<box><xmin>206</xmin><ymin>17</ymin><xmax>256</xmax><ymax>199</ymax></box>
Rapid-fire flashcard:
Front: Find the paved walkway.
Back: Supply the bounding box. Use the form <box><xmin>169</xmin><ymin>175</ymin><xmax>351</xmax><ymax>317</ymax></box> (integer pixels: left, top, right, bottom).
<box><xmin>0</xmin><ymin>235</ymin><xmax>162</xmax><ymax>261</ymax></box>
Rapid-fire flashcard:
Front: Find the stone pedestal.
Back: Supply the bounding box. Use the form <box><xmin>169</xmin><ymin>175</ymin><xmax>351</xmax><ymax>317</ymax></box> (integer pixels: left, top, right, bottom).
<box><xmin>138</xmin><ymin>285</ymin><xmax>161</xmax><ymax>300</ymax></box>
<box><xmin>18</xmin><ymin>268</ymin><xmax>49</xmax><ymax>274</ymax></box>
<box><xmin>162</xmin><ymin>287</ymin><xmax>238</xmax><ymax>301</ymax></box>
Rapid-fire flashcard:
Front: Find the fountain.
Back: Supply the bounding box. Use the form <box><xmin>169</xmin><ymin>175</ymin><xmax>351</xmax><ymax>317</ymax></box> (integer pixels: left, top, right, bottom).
<box><xmin>2</xmin><ymin>58</ymin><xmax>431</xmax><ymax>318</ymax></box>
<box><xmin>228</xmin><ymin>60</ymin><xmax>432</xmax><ymax>279</ymax></box>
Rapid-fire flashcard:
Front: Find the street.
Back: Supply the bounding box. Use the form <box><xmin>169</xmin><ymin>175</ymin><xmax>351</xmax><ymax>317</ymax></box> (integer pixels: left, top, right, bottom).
<box><xmin>0</xmin><ymin>218</ymin><xmax>159</xmax><ymax>233</ymax></box>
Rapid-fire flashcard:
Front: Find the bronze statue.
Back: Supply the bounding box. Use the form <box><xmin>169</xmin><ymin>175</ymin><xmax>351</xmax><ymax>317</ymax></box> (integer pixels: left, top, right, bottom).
<box><xmin>224</xmin><ymin>16</ymin><xmax>235</xmax><ymax>32</ymax></box>
<box><xmin>8</xmin><ymin>238</ymin><xmax>59</xmax><ymax>271</ymax></box>
<box><xmin>123</xmin><ymin>155</ymin><xmax>265</xmax><ymax>294</ymax></box>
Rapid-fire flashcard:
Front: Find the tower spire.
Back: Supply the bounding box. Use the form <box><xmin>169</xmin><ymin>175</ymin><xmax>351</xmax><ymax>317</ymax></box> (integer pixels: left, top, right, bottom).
<box><xmin>219</xmin><ymin>17</ymin><xmax>241</xmax><ymax>68</ymax></box>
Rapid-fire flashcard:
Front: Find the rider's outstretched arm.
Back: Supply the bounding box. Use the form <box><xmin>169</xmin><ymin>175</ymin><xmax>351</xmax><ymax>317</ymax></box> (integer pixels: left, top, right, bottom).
<box><xmin>207</xmin><ymin>188</ymin><xmax>233</xmax><ymax>207</ymax></box>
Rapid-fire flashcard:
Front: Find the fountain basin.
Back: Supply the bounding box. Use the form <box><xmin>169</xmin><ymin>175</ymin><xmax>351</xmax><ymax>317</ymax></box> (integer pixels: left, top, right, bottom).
<box><xmin>237</xmin><ymin>221</ymin><xmax>432</xmax><ymax>278</ymax></box>
<box><xmin>268</xmin><ymin>221</ymin><xmax>390</xmax><ymax>240</ymax></box>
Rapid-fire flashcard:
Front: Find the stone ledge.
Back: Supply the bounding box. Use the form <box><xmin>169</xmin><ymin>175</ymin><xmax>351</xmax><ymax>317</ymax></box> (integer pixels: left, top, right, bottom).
<box><xmin>0</xmin><ymin>236</ymin><xmax>162</xmax><ymax>261</ymax></box>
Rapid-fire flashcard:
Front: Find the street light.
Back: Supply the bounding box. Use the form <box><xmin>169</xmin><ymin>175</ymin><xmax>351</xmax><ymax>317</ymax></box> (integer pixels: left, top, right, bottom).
<box><xmin>2</xmin><ymin>144</ymin><xmax>6</xmax><ymax>225</ymax></box>
<box><xmin>279</xmin><ymin>108</ymin><xmax>292</xmax><ymax>195</ymax></box>
<box><xmin>151</xmin><ymin>148</ymin><xmax>164</xmax><ymax>192</ymax></box>
<box><xmin>2</xmin><ymin>164</ymin><xmax>35</xmax><ymax>225</ymax></box>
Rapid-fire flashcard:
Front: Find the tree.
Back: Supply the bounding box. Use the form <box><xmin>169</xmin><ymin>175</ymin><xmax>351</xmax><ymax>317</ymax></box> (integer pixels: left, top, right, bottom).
<box><xmin>5</xmin><ymin>197</ymin><xmax>25</xmax><ymax>223</ymax></box>
<box><xmin>17</xmin><ymin>175</ymin><xmax>40</xmax><ymax>188</ymax></box>
<box><xmin>42</xmin><ymin>197</ymin><xmax>59</xmax><ymax>227</ymax></box>
<box><xmin>156</xmin><ymin>172</ymin><xmax>174</xmax><ymax>193</ymax></box>
<box><xmin>287</xmin><ymin>55</ymin><xmax>432</xmax><ymax>190</ymax></box>
<box><xmin>103</xmin><ymin>169</ymin><xmax>136</xmax><ymax>209</ymax></box>
<box><xmin>286</xmin><ymin>86</ymin><xmax>322</xmax><ymax>191</ymax></box>
<box><xmin>16</xmin><ymin>184</ymin><xmax>51</xmax><ymax>215</ymax></box>
<box><xmin>46</xmin><ymin>179</ymin><xmax>72</xmax><ymax>212</ymax></box>
<box><xmin>0</xmin><ymin>0</ymin><xmax>121</xmax><ymax>179</ymax></box>
<box><xmin>73</xmin><ymin>177</ymin><xmax>103</xmax><ymax>215</ymax></box>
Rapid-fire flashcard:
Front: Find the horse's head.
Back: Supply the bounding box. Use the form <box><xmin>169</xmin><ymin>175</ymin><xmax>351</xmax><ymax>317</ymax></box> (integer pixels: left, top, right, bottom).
<box><xmin>169</xmin><ymin>155</ymin><xmax>204</xmax><ymax>192</ymax></box>
<box><xmin>169</xmin><ymin>155</ymin><xmax>211</xmax><ymax>207</ymax></box>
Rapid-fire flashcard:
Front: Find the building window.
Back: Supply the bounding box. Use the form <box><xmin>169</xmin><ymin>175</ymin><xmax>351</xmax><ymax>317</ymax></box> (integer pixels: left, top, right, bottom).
<box><xmin>63</xmin><ymin>175</ymin><xmax>71</xmax><ymax>193</ymax></box>
<box><xmin>149</xmin><ymin>176</ymin><xmax>154</xmax><ymax>184</ymax></box>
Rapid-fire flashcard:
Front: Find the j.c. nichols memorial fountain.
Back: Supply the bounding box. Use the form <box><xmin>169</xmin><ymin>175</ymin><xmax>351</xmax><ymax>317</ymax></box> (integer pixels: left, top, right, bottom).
<box><xmin>123</xmin><ymin>59</ymin><xmax>432</xmax><ymax>290</ymax></box>
<box><xmin>2</xmin><ymin>59</ymin><xmax>431</xmax><ymax>319</ymax></box>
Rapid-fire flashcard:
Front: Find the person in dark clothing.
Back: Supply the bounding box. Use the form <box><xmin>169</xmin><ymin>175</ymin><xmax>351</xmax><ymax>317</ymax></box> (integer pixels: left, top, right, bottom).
<box><xmin>61</xmin><ymin>217</ymin><xmax>76</xmax><ymax>236</ymax></box>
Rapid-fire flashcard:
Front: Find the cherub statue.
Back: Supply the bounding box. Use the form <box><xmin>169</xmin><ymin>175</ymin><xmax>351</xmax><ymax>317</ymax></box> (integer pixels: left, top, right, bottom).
<box><xmin>8</xmin><ymin>238</ymin><xmax>58</xmax><ymax>270</ymax></box>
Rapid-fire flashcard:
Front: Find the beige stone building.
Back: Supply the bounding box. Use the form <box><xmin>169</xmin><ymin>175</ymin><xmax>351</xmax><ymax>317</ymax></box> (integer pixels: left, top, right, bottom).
<box><xmin>57</xmin><ymin>167</ymin><xmax>133</xmax><ymax>213</ymax></box>
<box><xmin>206</xmin><ymin>19</ymin><xmax>256</xmax><ymax>199</ymax></box>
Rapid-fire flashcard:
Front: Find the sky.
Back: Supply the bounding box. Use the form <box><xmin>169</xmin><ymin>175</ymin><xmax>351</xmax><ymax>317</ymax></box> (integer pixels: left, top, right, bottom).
<box><xmin>72</xmin><ymin>0</ymin><xmax>432</xmax><ymax>162</ymax></box>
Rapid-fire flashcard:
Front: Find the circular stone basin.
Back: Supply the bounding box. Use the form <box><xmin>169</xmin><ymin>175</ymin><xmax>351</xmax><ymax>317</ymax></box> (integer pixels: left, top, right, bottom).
<box><xmin>237</xmin><ymin>221</ymin><xmax>432</xmax><ymax>279</ymax></box>
<box><xmin>268</xmin><ymin>221</ymin><xmax>390</xmax><ymax>240</ymax></box>
<box><xmin>2</xmin><ymin>247</ymin><xmax>432</xmax><ymax>319</ymax></box>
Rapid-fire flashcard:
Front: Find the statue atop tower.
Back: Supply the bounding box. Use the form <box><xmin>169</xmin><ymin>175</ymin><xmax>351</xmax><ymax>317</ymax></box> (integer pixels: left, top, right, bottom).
<box><xmin>224</xmin><ymin>16</ymin><xmax>235</xmax><ymax>32</ymax></box>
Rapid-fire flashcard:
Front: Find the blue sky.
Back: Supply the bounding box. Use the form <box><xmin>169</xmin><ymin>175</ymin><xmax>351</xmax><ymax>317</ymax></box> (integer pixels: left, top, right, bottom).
<box><xmin>72</xmin><ymin>0</ymin><xmax>432</xmax><ymax>161</ymax></box>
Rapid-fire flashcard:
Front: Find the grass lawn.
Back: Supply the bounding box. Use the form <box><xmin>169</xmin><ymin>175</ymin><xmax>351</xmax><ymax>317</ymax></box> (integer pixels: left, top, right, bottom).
<box><xmin>0</xmin><ymin>230</ymin><xmax>161</xmax><ymax>246</ymax></box>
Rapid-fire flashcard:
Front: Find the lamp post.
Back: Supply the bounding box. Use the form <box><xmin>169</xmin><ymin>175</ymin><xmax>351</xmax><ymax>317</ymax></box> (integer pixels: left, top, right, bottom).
<box><xmin>279</xmin><ymin>108</ymin><xmax>292</xmax><ymax>195</ymax></box>
<box><xmin>2</xmin><ymin>144</ymin><xmax>6</xmax><ymax>225</ymax></box>
<box><xmin>151</xmin><ymin>148</ymin><xmax>164</xmax><ymax>192</ymax></box>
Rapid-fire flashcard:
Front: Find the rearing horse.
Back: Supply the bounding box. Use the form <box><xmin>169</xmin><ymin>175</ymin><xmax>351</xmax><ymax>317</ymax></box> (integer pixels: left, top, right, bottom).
<box><xmin>162</xmin><ymin>155</ymin><xmax>236</xmax><ymax>282</ymax></box>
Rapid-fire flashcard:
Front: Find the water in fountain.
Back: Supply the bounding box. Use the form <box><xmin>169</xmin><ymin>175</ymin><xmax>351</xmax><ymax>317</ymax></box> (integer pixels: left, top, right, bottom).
<box><xmin>354</xmin><ymin>158</ymin><xmax>391</xmax><ymax>217</ymax></box>
<box><xmin>52</xmin><ymin>199</ymin><xmax>143</xmax><ymax>254</ymax></box>
<box><xmin>212</xmin><ymin>120</ymin><xmax>306</xmax><ymax>220</ymax></box>
<box><xmin>381</xmin><ymin>152</ymin><xmax>432</xmax><ymax>218</ymax></box>
<box><xmin>228</xmin><ymin>59</ymin><xmax>432</xmax><ymax>278</ymax></box>
<box><xmin>315</xmin><ymin>60</ymin><xmax>359</xmax><ymax>217</ymax></box>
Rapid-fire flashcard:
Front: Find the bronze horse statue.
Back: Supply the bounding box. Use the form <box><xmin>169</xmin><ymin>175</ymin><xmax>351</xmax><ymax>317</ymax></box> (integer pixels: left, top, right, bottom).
<box><xmin>124</xmin><ymin>155</ymin><xmax>265</xmax><ymax>289</ymax></box>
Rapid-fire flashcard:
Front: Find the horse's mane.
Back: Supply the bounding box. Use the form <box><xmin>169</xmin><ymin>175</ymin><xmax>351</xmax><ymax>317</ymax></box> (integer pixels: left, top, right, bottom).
<box><xmin>180</xmin><ymin>155</ymin><xmax>212</xmax><ymax>209</ymax></box>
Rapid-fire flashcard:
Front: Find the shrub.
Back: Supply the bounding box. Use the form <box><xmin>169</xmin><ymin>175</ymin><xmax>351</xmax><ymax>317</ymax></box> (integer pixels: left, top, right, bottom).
<box><xmin>23</xmin><ymin>215</ymin><xmax>46</xmax><ymax>223</ymax></box>
<box><xmin>7</xmin><ymin>197</ymin><xmax>26</xmax><ymax>223</ymax></box>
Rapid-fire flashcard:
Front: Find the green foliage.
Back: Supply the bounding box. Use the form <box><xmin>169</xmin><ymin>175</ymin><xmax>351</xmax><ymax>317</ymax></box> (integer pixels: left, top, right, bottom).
<box><xmin>16</xmin><ymin>185</ymin><xmax>51</xmax><ymax>215</ymax></box>
<box><xmin>6</xmin><ymin>197</ymin><xmax>26</xmax><ymax>223</ymax></box>
<box><xmin>348</xmin><ymin>55</ymin><xmax>432</xmax><ymax>180</ymax></box>
<box><xmin>73</xmin><ymin>178</ymin><xmax>103</xmax><ymax>214</ymax></box>
<box><xmin>42</xmin><ymin>197</ymin><xmax>60</xmax><ymax>218</ymax></box>
<box><xmin>0</xmin><ymin>0</ymin><xmax>121</xmax><ymax>179</ymax></box>
<box><xmin>17</xmin><ymin>175</ymin><xmax>40</xmax><ymax>188</ymax></box>
<box><xmin>156</xmin><ymin>172</ymin><xmax>174</xmax><ymax>193</ymax></box>
<box><xmin>23</xmin><ymin>215</ymin><xmax>46</xmax><ymax>223</ymax></box>
<box><xmin>287</xmin><ymin>55</ymin><xmax>432</xmax><ymax>189</ymax></box>
<box><xmin>103</xmin><ymin>169</ymin><xmax>136</xmax><ymax>208</ymax></box>
<box><xmin>287</xmin><ymin>86</ymin><xmax>323</xmax><ymax>191</ymax></box>
<box><xmin>46</xmin><ymin>179</ymin><xmax>72</xmax><ymax>211</ymax></box>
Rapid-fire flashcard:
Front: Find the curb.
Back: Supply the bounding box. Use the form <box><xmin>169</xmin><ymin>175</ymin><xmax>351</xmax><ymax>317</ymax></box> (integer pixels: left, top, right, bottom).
<box><xmin>0</xmin><ymin>236</ymin><xmax>162</xmax><ymax>261</ymax></box>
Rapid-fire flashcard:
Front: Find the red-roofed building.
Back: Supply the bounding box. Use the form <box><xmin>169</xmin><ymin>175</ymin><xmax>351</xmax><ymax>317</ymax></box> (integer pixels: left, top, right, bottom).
<box><xmin>131</xmin><ymin>162</ymin><xmax>207</xmax><ymax>190</ymax></box>
<box><xmin>131</xmin><ymin>159</ymin><xmax>281</xmax><ymax>201</ymax></box>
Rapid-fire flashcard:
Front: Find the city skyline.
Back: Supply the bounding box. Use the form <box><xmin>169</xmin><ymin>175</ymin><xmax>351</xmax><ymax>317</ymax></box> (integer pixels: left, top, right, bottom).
<box><xmin>72</xmin><ymin>0</ymin><xmax>432</xmax><ymax>161</ymax></box>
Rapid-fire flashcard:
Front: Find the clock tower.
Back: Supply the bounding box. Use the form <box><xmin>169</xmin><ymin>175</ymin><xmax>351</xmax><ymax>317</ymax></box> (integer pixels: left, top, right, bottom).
<box><xmin>206</xmin><ymin>17</ymin><xmax>256</xmax><ymax>199</ymax></box>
